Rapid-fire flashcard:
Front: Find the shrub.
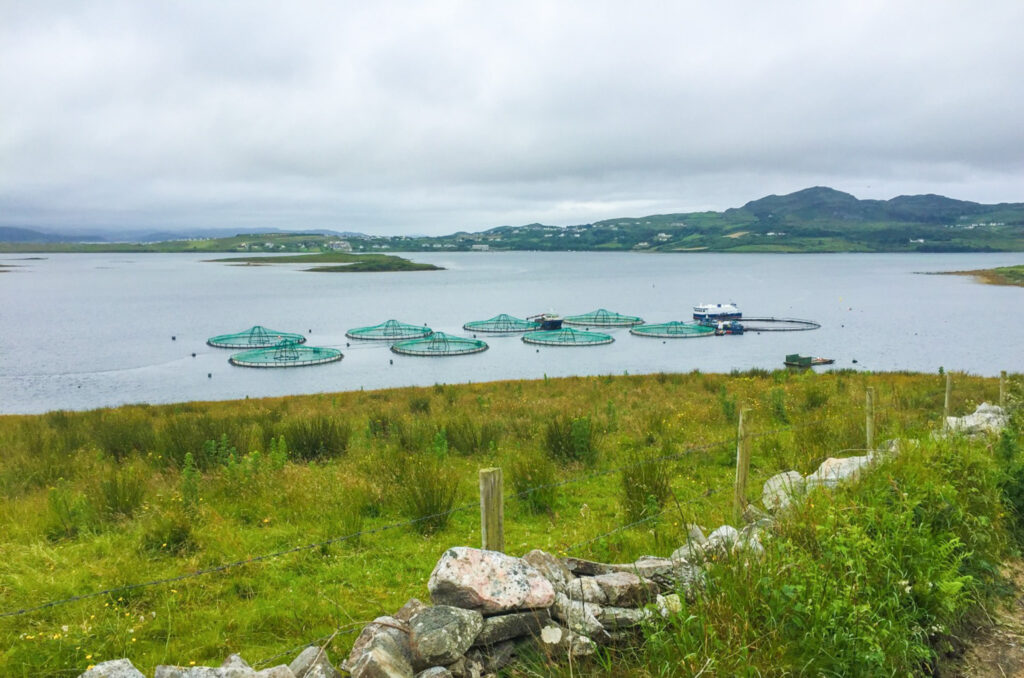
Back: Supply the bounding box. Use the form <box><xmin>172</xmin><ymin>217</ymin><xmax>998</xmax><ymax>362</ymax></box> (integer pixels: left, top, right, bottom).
<box><xmin>90</xmin><ymin>409</ymin><xmax>156</xmax><ymax>461</ymax></box>
<box><xmin>286</xmin><ymin>416</ymin><xmax>352</xmax><ymax>461</ymax></box>
<box><xmin>446</xmin><ymin>415</ymin><xmax>501</xmax><ymax>455</ymax></box>
<box><xmin>141</xmin><ymin>505</ymin><xmax>196</xmax><ymax>556</ymax></box>
<box><xmin>510</xmin><ymin>449</ymin><xmax>558</xmax><ymax>514</ymax></box>
<box><xmin>45</xmin><ymin>482</ymin><xmax>93</xmax><ymax>540</ymax></box>
<box><xmin>544</xmin><ymin>414</ymin><xmax>597</xmax><ymax>465</ymax></box>
<box><xmin>408</xmin><ymin>395</ymin><xmax>431</xmax><ymax>414</ymax></box>
<box><xmin>92</xmin><ymin>467</ymin><xmax>146</xmax><ymax>521</ymax></box>
<box><xmin>395</xmin><ymin>452</ymin><xmax>461</xmax><ymax>534</ymax></box>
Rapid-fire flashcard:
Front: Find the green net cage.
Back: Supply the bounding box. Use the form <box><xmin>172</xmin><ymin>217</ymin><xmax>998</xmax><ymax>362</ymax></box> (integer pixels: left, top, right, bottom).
<box><xmin>630</xmin><ymin>322</ymin><xmax>715</xmax><ymax>339</ymax></box>
<box><xmin>207</xmin><ymin>325</ymin><xmax>306</xmax><ymax>349</ymax></box>
<box><xmin>462</xmin><ymin>313</ymin><xmax>540</xmax><ymax>333</ymax></box>
<box><xmin>522</xmin><ymin>328</ymin><xmax>614</xmax><ymax>346</ymax></box>
<box><xmin>563</xmin><ymin>308</ymin><xmax>644</xmax><ymax>327</ymax></box>
<box><xmin>345</xmin><ymin>319</ymin><xmax>433</xmax><ymax>341</ymax></box>
<box><xmin>229</xmin><ymin>341</ymin><xmax>343</xmax><ymax>367</ymax></box>
<box><xmin>391</xmin><ymin>332</ymin><xmax>489</xmax><ymax>357</ymax></box>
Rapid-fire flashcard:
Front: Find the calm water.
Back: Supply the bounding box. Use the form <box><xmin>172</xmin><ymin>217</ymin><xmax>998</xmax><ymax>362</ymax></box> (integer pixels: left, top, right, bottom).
<box><xmin>0</xmin><ymin>251</ymin><xmax>1021</xmax><ymax>414</ymax></box>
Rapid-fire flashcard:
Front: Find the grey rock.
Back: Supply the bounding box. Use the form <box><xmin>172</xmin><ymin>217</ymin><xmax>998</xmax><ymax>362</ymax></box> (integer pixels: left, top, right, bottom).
<box><xmin>706</xmin><ymin>525</ymin><xmax>740</xmax><ymax>554</ymax></box>
<box><xmin>685</xmin><ymin>524</ymin><xmax>707</xmax><ymax>545</ymax></box>
<box><xmin>565</xmin><ymin>576</ymin><xmax>607</xmax><ymax>604</ymax></box>
<box><xmin>290</xmin><ymin>648</ymin><xmax>320</xmax><ymax>678</ymax></box>
<box><xmin>562</xmin><ymin>556</ymin><xmax>615</xmax><ymax>577</ymax></box>
<box><xmin>656</xmin><ymin>593</ymin><xmax>683</xmax><ymax>617</ymax></box>
<box><xmin>805</xmin><ymin>455</ymin><xmax>873</xmax><ymax>491</ymax></box>
<box><xmin>154</xmin><ymin>667</ymin><xmax>222</xmax><ymax>678</ymax></box>
<box><xmin>536</xmin><ymin>623</ymin><xmax>597</xmax><ymax>657</ymax></box>
<box><xmin>349</xmin><ymin>633</ymin><xmax>413</xmax><ymax>678</ymax></box>
<box><xmin>593</xmin><ymin>571</ymin><xmax>658</xmax><ymax>607</ymax></box>
<box><xmin>473</xmin><ymin>608</ymin><xmax>550</xmax><ymax>646</ymax></box>
<box><xmin>410</xmin><ymin>605</ymin><xmax>484</xmax><ymax>668</ymax></box>
<box><xmin>946</xmin><ymin>402</ymin><xmax>1008</xmax><ymax>435</ymax></box>
<box><xmin>669</xmin><ymin>542</ymin><xmax>705</xmax><ymax>563</ymax></box>
<box><xmin>444</xmin><ymin>655</ymin><xmax>484</xmax><ymax>678</ymax></box>
<box><xmin>415</xmin><ymin>669</ymin><xmax>452</xmax><ymax>678</ymax></box>
<box><xmin>762</xmin><ymin>471</ymin><xmax>804</xmax><ymax>512</ymax></box>
<box><xmin>220</xmin><ymin>655</ymin><xmax>255</xmax><ymax>678</ymax></box>
<box><xmin>607</xmin><ymin>556</ymin><xmax>675</xmax><ymax>580</ymax></box>
<box><xmin>428</xmin><ymin>547</ymin><xmax>554</xmax><ymax>614</ymax></box>
<box><xmin>522</xmin><ymin>549</ymin><xmax>575</xmax><ymax>593</ymax></box>
<box><xmin>254</xmin><ymin>668</ymin><xmax>295</xmax><ymax>678</ymax></box>
<box><xmin>741</xmin><ymin>503</ymin><xmax>772</xmax><ymax>525</ymax></box>
<box><xmin>343</xmin><ymin>617</ymin><xmax>412</xmax><ymax>673</ymax></box>
<box><xmin>480</xmin><ymin>640</ymin><xmax>517</xmax><ymax>672</ymax></box>
<box><xmin>552</xmin><ymin>592</ymin><xmax>605</xmax><ymax>638</ymax></box>
<box><xmin>288</xmin><ymin>647</ymin><xmax>341</xmax><ymax>678</ymax></box>
<box><xmin>597</xmin><ymin>605</ymin><xmax>652</xmax><ymax>630</ymax></box>
<box><xmin>395</xmin><ymin>598</ymin><xmax>429</xmax><ymax>623</ymax></box>
<box><xmin>80</xmin><ymin>659</ymin><xmax>147</xmax><ymax>678</ymax></box>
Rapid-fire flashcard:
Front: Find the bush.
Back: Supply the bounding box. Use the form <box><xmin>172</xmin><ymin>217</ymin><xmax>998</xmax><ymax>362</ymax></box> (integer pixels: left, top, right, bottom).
<box><xmin>92</xmin><ymin>467</ymin><xmax>146</xmax><ymax>521</ymax></box>
<box><xmin>286</xmin><ymin>416</ymin><xmax>352</xmax><ymax>461</ymax></box>
<box><xmin>141</xmin><ymin>505</ymin><xmax>196</xmax><ymax>556</ymax></box>
<box><xmin>45</xmin><ymin>482</ymin><xmax>94</xmax><ymax>540</ymax></box>
<box><xmin>510</xmin><ymin>450</ymin><xmax>559</xmax><ymax>514</ymax></box>
<box><xmin>395</xmin><ymin>452</ymin><xmax>461</xmax><ymax>535</ymax></box>
<box><xmin>619</xmin><ymin>443</ymin><xmax>673</xmax><ymax>521</ymax></box>
<box><xmin>89</xmin><ymin>408</ymin><xmax>157</xmax><ymax>461</ymax></box>
<box><xmin>445</xmin><ymin>415</ymin><xmax>501</xmax><ymax>455</ymax></box>
<box><xmin>544</xmin><ymin>414</ymin><xmax>597</xmax><ymax>465</ymax></box>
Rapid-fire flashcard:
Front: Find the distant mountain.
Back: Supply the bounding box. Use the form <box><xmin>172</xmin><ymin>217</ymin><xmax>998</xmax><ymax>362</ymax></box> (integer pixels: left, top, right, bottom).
<box><xmin>0</xmin><ymin>226</ymin><xmax>107</xmax><ymax>243</ymax></box>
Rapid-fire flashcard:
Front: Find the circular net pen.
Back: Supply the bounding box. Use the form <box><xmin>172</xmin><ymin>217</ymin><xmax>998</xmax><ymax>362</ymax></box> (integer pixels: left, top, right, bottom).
<box><xmin>463</xmin><ymin>313</ymin><xmax>540</xmax><ymax>333</ymax></box>
<box><xmin>229</xmin><ymin>341</ymin><xmax>343</xmax><ymax>368</ymax></box>
<box><xmin>207</xmin><ymin>325</ymin><xmax>306</xmax><ymax>349</ymax></box>
<box><xmin>630</xmin><ymin>322</ymin><xmax>715</xmax><ymax>339</ymax></box>
<box><xmin>738</xmin><ymin>317</ymin><xmax>821</xmax><ymax>332</ymax></box>
<box><xmin>522</xmin><ymin>328</ymin><xmax>614</xmax><ymax>346</ymax></box>
<box><xmin>346</xmin><ymin>319</ymin><xmax>433</xmax><ymax>341</ymax></box>
<box><xmin>563</xmin><ymin>308</ymin><xmax>644</xmax><ymax>327</ymax></box>
<box><xmin>391</xmin><ymin>332</ymin><xmax>488</xmax><ymax>357</ymax></box>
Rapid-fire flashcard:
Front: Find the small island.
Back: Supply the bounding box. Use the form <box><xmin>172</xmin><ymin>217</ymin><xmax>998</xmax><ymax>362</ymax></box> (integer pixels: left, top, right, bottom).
<box><xmin>944</xmin><ymin>264</ymin><xmax>1024</xmax><ymax>287</ymax></box>
<box><xmin>205</xmin><ymin>251</ymin><xmax>442</xmax><ymax>273</ymax></box>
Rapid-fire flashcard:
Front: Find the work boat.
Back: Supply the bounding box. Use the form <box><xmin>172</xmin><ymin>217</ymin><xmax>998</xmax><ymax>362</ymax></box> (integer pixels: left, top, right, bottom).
<box><xmin>693</xmin><ymin>303</ymin><xmax>742</xmax><ymax>321</ymax></box>
<box><xmin>527</xmin><ymin>313</ymin><xmax>563</xmax><ymax>330</ymax></box>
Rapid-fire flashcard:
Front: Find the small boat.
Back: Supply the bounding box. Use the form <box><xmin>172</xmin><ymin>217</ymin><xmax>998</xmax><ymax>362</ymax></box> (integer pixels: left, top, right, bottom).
<box><xmin>714</xmin><ymin>320</ymin><xmax>744</xmax><ymax>336</ymax></box>
<box><xmin>784</xmin><ymin>354</ymin><xmax>835</xmax><ymax>368</ymax></box>
<box><xmin>693</xmin><ymin>303</ymin><xmax>742</xmax><ymax>321</ymax></box>
<box><xmin>527</xmin><ymin>313</ymin><xmax>563</xmax><ymax>330</ymax></box>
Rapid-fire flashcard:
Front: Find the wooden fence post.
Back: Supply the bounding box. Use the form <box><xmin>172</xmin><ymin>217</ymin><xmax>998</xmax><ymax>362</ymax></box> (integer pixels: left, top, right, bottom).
<box><xmin>733</xmin><ymin>408</ymin><xmax>752</xmax><ymax>525</ymax></box>
<box><xmin>865</xmin><ymin>387</ymin><xmax>875</xmax><ymax>451</ymax></box>
<box><xmin>479</xmin><ymin>467</ymin><xmax>504</xmax><ymax>553</ymax></box>
<box><xmin>943</xmin><ymin>372</ymin><xmax>953</xmax><ymax>429</ymax></box>
<box><xmin>1001</xmin><ymin>370</ymin><xmax>1008</xmax><ymax>409</ymax></box>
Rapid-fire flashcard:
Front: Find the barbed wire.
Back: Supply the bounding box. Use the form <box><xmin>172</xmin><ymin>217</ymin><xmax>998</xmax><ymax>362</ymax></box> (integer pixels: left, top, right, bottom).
<box><xmin>253</xmin><ymin>625</ymin><xmax>363</xmax><ymax>669</ymax></box>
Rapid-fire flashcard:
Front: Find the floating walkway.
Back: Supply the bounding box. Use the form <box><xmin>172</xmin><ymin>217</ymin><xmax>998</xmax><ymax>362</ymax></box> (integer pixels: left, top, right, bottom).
<box><xmin>207</xmin><ymin>325</ymin><xmax>306</xmax><ymax>349</ymax></box>
<box><xmin>522</xmin><ymin>328</ymin><xmax>614</xmax><ymax>346</ymax></box>
<box><xmin>630</xmin><ymin>322</ymin><xmax>715</xmax><ymax>339</ymax></box>
<box><xmin>391</xmin><ymin>332</ymin><xmax>488</xmax><ymax>357</ymax></box>
<box><xmin>563</xmin><ymin>308</ymin><xmax>644</xmax><ymax>327</ymax></box>
<box><xmin>739</xmin><ymin>317</ymin><xmax>821</xmax><ymax>332</ymax></box>
<box><xmin>229</xmin><ymin>341</ymin><xmax>343</xmax><ymax>368</ymax></box>
<box><xmin>463</xmin><ymin>313</ymin><xmax>539</xmax><ymax>333</ymax></box>
<box><xmin>346</xmin><ymin>319</ymin><xmax>433</xmax><ymax>341</ymax></box>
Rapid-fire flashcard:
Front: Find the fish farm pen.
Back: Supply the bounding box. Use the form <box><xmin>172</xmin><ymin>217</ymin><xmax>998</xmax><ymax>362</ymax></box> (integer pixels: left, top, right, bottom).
<box><xmin>207</xmin><ymin>325</ymin><xmax>306</xmax><ymax>348</ymax></box>
<box><xmin>630</xmin><ymin>322</ymin><xmax>716</xmax><ymax>339</ymax></box>
<box><xmin>345</xmin><ymin>319</ymin><xmax>433</xmax><ymax>341</ymax></box>
<box><xmin>462</xmin><ymin>313</ymin><xmax>540</xmax><ymax>333</ymax></box>
<box><xmin>738</xmin><ymin>317</ymin><xmax>822</xmax><ymax>331</ymax></box>
<box><xmin>390</xmin><ymin>332</ymin><xmax>489</xmax><ymax>357</ymax></box>
<box><xmin>563</xmin><ymin>308</ymin><xmax>644</xmax><ymax>327</ymax></box>
<box><xmin>228</xmin><ymin>341</ymin><xmax>343</xmax><ymax>367</ymax></box>
<box><xmin>522</xmin><ymin>328</ymin><xmax>615</xmax><ymax>346</ymax></box>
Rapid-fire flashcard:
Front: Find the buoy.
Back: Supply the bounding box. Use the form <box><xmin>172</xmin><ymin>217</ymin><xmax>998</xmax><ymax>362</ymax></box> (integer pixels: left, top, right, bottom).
<box><xmin>308</xmin><ymin>329</ymin><xmax>312</xmax><ymax>333</ymax></box>
<box><xmin>346</xmin><ymin>342</ymin><xmax>350</xmax><ymax>347</ymax></box>
<box><xmin>536</xmin><ymin>349</ymin><xmax>539</xmax><ymax>353</ymax></box>
<box><xmin>191</xmin><ymin>353</ymin><xmax>196</xmax><ymax>358</ymax></box>
<box><xmin>389</xmin><ymin>359</ymin><xmax>393</xmax><ymax>365</ymax></box>
<box><xmin>208</xmin><ymin>373</ymin><xmax>212</xmax><ymax>378</ymax></box>
<box><xmin>852</xmin><ymin>359</ymin><xmax>858</xmax><ymax>364</ymax></box>
<box><xmin>172</xmin><ymin>336</ymin><xmax>176</xmax><ymax>341</ymax></box>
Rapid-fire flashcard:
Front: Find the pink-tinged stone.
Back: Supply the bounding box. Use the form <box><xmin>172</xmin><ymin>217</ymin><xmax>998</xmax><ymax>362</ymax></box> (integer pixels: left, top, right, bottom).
<box><xmin>428</xmin><ymin>547</ymin><xmax>555</xmax><ymax>614</ymax></box>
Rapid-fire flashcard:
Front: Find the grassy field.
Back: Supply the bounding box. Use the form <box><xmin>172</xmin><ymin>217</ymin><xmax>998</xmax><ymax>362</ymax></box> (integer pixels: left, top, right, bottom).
<box><xmin>206</xmin><ymin>252</ymin><xmax>442</xmax><ymax>272</ymax></box>
<box><xmin>0</xmin><ymin>370</ymin><xmax>1018</xmax><ymax>676</ymax></box>
<box><xmin>946</xmin><ymin>264</ymin><xmax>1024</xmax><ymax>287</ymax></box>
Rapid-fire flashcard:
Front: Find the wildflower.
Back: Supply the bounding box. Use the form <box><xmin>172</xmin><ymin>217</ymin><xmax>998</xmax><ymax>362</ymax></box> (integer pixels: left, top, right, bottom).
<box><xmin>61</xmin><ymin>625</ymin><xmax>69</xmax><ymax>632</ymax></box>
<box><xmin>86</xmin><ymin>655</ymin><xmax>93</xmax><ymax>660</ymax></box>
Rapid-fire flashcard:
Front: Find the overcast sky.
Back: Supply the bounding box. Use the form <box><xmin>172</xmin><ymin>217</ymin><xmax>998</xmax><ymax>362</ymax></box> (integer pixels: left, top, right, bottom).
<box><xmin>2</xmin><ymin>1</ymin><xmax>1022</xmax><ymax>236</ymax></box>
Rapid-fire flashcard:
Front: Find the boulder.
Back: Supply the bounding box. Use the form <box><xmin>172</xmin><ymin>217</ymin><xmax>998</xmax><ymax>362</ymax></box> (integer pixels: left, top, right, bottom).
<box><xmin>536</xmin><ymin>623</ymin><xmax>597</xmax><ymax>657</ymax></box>
<box><xmin>562</xmin><ymin>556</ymin><xmax>615</xmax><ymax>577</ymax></box>
<box><xmin>415</xmin><ymin>669</ymin><xmax>452</xmax><ymax>678</ymax></box>
<box><xmin>79</xmin><ymin>660</ymin><xmax>147</xmax><ymax>678</ymax></box>
<box><xmin>522</xmin><ymin>549</ymin><xmax>574</xmax><ymax>593</ymax></box>
<box><xmin>428</xmin><ymin>547</ymin><xmax>554</xmax><ymax>614</ymax></box>
<box><xmin>596</xmin><ymin>605</ymin><xmax>652</xmax><ymax>630</ymax></box>
<box><xmin>656</xmin><ymin>593</ymin><xmax>682</xmax><ymax>617</ymax></box>
<box><xmin>552</xmin><ymin>592</ymin><xmax>605</xmax><ymax>639</ymax></box>
<box><xmin>592</xmin><ymin>572</ymin><xmax>658</xmax><ymax>607</ymax></box>
<box><xmin>762</xmin><ymin>471</ymin><xmax>804</xmax><ymax>512</ymax></box>
<box><xmin>466</xmin><ymin>640</ymin><xmax>517</xmax><ymax>673</ymax></box>
<box><xmin>565</xmin><ymin>576</ymin><xmax>607</xmax><ymax>604</ymax></box>
<box><xmin>472</xmin><ymin>608</ymin><xmax>550</xmax><ymax>647</ymax></box>
<box><xmin>409</xmin><ymin>605</ymin><xmax>484</xmax><ymax>668</ymax></box>
<box><xmin>255</xmin><ymin>669</ymin><xmax>295</xmax><ymax>678</ymax></box>
<box><xmin>706</xmin><ymin>525</ymin><xmax>740</xmax><ymax>554</ymax></box>
<box><xmin>669</xmin><ymin>542</ymin><xmax>704</xmax><ymax>563</ymax></box>
<box><xmin>154</xmin><ymin>667</ymin><xmax>222</xmax><ymax>678</ymax></box>
<box><xmin>395</xmin><ymin>598</ymin><xmax>429</xmax><ymax>623</ymax></box>
<box><xmin>443</xmin><ymin>655</ymin><xmax>484</xmax><ymax>678</ymax></box>
<box><xmin>805</xmin><ymin>456</ymin><xmax>873</xmax><ymax>491</ymax></box>
<box><xmin>342</xmin><ymin>617</ymin><xmax>412</xmax><ymax>673</ymax></box>
<box><xmin>607</xmin><ymin>556</ymin><xmax>674</xmax><ymax>581</ymax></box>
<box><xmin>946</xmin><ymin>402</ymin><xmax>1008</xmax><ymax>435</ymax></box>
<box><xmin>348</xmin><ymin>633</ymin><xmax>413</xmax><ymax>678</ymax></box>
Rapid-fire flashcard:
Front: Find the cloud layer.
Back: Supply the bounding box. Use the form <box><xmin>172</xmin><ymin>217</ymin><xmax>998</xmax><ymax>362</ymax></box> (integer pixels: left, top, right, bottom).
<box><xmin>2</xmin><ymin>1</ymin><xmax>1023</xmax><ymax>234</ymax></box>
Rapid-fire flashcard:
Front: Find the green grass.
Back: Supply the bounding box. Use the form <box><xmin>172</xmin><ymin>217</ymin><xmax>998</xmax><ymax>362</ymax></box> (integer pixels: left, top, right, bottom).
<box><xmin>945</xmin><ymin>264</ymin><xmax>1024</xmax><ymax>287</ymax></box>
<box><xmin>0</xmin><ymin>370</ymin><xmax>1017</xmax><ymax>676</ymax></box>
<box><xmin>206</xmin><ymin>252</ymin><xmax>442</xmax><ymax>272</ymax></box>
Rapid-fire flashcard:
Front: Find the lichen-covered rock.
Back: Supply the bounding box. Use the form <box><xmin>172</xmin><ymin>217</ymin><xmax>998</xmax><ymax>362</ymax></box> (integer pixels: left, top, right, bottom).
<box><xmin>415</xmin><ymin>668</ymin><xmax>452</xmax><ymax>678</ymax></box>
<box><xmin>946</xmin><ymin>402</ymin><xmax>1008</xmax><ymax>435</ymax></box>
<box><xmin>805</xmin><ymin>456</ymin><xmax>873</xmax><ymax>491</ymax></box>
<box><xmin>656</xmin><ymin>593</ymin><xmax>682</xmax><ymax>617</ymax></box>
<box><xmin>562</xmin><ymin>556</ymin><xmax>615</xmax><ymax>577</ymax></box>
<box><xmin>537</xmin><ymin>623</ymin><xmax>597</xmax><ymax>657</ymax></box>
<box><xmin>706</xmin><ymin>525</ymin><xmax>740</xmax><ymax>553</ymax></box>
<box><xmin>395</xmin><ymin>598</ymin><xmax>430</xmax><ymax>623</ymax></box>
<box><xmin>466</xmin><ymin>640</ymin><xmax>517</xmax><ymax>673</ymax></box>
<box><xmin>472</xmin><ymin>608</ymin><xmax>550</xmax><ymax>647</ymax></box>
<box><xmin>154</xmin><ymin>666</ymin><xmax>222</xmax><ymax>678</ymax></box>
<box><xmin>597</xmin><ymin>605</ymin><xmax>652</xmax><ymax>630</ymax></box>
<box><xmin>593</xmin><ymin>572</ymin><xmax>658</xmax><ymax>607</ymax></box>
<box><xmin>565</xmin><ymin>576</ymin><xmax>607</xmax><ymax>604</ymax></box>
<box><xmin>290</xmin><ymin>646</ymin><xmax>342</xmax><ymax>678</ymax></box>
<box><xmin>669</xmin><ymin>542</ymin><xmax>704</xmax><ymax>563</ymax></box>
<box><xmin>444</xmin><ymin>655</ymin><xmax>484</xmax><ymax>678</ymax></box>
<box><xmin>608</xmin><ymin>556</ymin><xmax>674</xmax><ymax>580</ymax></box>
<box><xmin>255</xmin><ymin>668</ymin><xmax>295</xmax><ymax>678</ymax></box>
<box><xmin>342</xmin><ymin>617</ymin><xmax>412</xmax><ymax>673</ymax></box>
<box><xmin>522</xmin><ymin>549</ymin><xmax>575</xmax><ymax>593</ymax></box>
<box><xmin>552</xmin><ymin>592</ymin><xmax>605</xmax><ymax>639</ymax></box>
<box><xmin>762</xmin><ymin>471</ymin><xmax>804</xmax><ymax>511</ymax></box>
<box><xmin>349</xmin><ymin>633</ymin><xmax>414</xmax><ymax>678</ymax></box>
<box><xmin>429</xmin><ymin>547</ymin><xmax>554</xmax><ymax>614</ymax></box>
<box><xmin>410</xmin><ymin>605</ymin><xmax>484</xmax><ymax>668</ymax></box>
<box><xmin>79</xmin><ymin>659</ymin><xmax>147</xmax><ymax>678</ymax></box>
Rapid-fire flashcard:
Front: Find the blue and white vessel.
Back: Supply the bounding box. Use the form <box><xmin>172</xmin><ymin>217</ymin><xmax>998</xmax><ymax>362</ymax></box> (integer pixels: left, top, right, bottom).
<box><xmin>693</xmin><ymin>303</ymin><xmax>742</xmax><ymax>321</ymax></box>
